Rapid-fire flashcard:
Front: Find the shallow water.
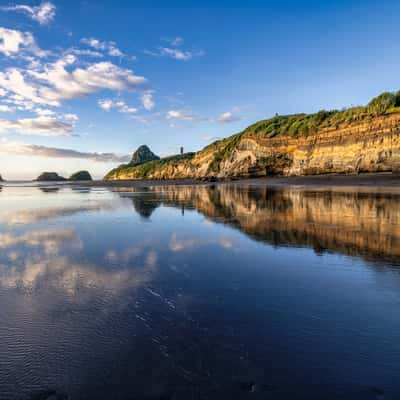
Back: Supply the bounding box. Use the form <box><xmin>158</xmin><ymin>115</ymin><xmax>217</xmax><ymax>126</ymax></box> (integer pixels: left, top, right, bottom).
<box><xmin>0</xmin><ymin>183</ymin><xmax>400</xmax><ymax>399</ymax></box>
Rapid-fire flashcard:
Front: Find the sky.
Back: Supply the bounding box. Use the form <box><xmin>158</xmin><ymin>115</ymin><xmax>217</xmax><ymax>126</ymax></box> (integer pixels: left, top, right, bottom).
<box><xmin>0</xmin><ymin>0</ymin><xmax>399</xmax><ymax>180</ymax></box>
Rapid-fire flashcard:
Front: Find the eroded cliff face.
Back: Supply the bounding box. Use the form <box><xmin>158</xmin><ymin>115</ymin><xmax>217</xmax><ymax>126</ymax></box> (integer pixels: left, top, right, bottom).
<box><xmin>116</xmin><ymin>185</ymin><xmax>400</xmax><ymax>263</ymax></box>
<box><xmin>106</xmin><ymin>113</ymin><xmax>400</xmax><ymax>180</ymax></box>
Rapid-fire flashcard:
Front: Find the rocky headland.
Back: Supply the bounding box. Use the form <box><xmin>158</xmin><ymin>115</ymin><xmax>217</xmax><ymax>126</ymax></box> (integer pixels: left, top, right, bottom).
<box><xmin>105</xmin><ymin>91</ymin><xmax>400</xmax><ymax>181</ymax></box>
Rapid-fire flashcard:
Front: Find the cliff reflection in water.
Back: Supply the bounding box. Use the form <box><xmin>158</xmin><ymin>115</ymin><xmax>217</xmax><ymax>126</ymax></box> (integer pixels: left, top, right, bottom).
<box><xmin>118</xmin><ymin>185</ymin><xmax>400</xmax><ymax>264</ymax></box>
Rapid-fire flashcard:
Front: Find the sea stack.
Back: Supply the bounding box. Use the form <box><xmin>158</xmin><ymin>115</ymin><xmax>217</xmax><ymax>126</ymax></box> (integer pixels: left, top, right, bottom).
<box><xmin>69</xmin><ymin>171</ymin><xmax>93</xmax><ymax>181</ymax></box>
<box><xmin>36</xmin><ymin>172</ymin><xmax>66</xmax><ymax>181</ymax></box>
<box><xmin>130</xmin><ymin>145</ymin><xmax>160</xmax><ymax>165</ymax></box>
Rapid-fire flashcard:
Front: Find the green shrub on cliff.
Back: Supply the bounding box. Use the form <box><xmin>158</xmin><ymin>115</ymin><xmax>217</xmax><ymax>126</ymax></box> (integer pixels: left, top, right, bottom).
<box><xmin>245</xmin><ymin>90</ymin><xmax>400</xmax><ymax>139</ymax></box>
<box><xmin>105</xmin><ymin>152</ymin><xmax>195</xmax><ymax>179</ymax></box>
<box><xmin>368</xmin><ymin>92</ymin><xmax>397</xmax><ymax>115</ymax></box>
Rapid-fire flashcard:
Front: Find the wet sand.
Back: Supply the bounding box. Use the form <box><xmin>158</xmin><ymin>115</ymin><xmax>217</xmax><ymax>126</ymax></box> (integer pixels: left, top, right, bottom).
<box><xmin>3</xmin><ymin>172</ymin><xmax>400</xmax><ymax>193</ymax></box>
<box><xmin>77</xmin><ymin>171</ymin><xmax>400</xmax><ymax>191</ymax></box>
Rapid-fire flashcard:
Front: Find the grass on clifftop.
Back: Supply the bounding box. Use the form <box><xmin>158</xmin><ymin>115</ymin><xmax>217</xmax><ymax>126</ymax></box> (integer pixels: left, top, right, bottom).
<box><xmin>205</xmin><ymin>91</ymin><xmax>400</xmax><ymax>149</ymax></box>
<box><xmin>244</xmin><ymin>91</ymin><xmax>400</xmax><ymax>139</ymax></box>
<box><xmin>202</xmin><ymin>90</ymin><xmax>400</xmax><ymax>172</ymax></box>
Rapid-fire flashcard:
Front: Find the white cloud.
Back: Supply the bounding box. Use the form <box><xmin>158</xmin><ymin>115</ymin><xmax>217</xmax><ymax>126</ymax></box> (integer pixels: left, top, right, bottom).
<box><xmin>0</xmin><ymin>58</ymin><xmax>147</xmax><ymax>106</ymax></box>
<box><xmin>166</xmin><ymin>108</ymin><xmax>241</xmax><ymax>125</ymax></box>
<box><xmin>217</xmin><ymin>111</ymin><xmax>241</xmax><ymax>124</ymax></box>
<box><xmin>63</xmin><ymin>113</ymin><xmax>78</xmax><ymax>121</ymax></box>
<box><xmin>141</xmin><ymin>91</ymin><xmax>155</xmax><ymax>110</ymax></box>
<box><xmin>159</xmin><ymin>47</ymin><xmax>195</xmax><ymax>61</ymax></box>
<box><xmin>34</xmin><ymin>107</ymin><xmax>55</xmax><ymax>117</ymax></box>
<box><xmin>145</xmin><ymin>37</ymin><xmax>204</xmax><ymax>61</ymax></box>
<box><xmin>81</xmin><ymin>37</ymin><xmax>124</xmax><ymax>57</ymax></box>
<box><xmin>0</xmin><ymin>140</ymin><xmax>131</xmax><ymax>162</ymax></box>
<box><xmin>98</xmin><ymin>98</ymin><xmax>113</xmax><ymax>111</ymax></box>
<box><xmin>166</xmin><ymin>109</ymin><xmax>196</xmax><ymax>121</ymax></box>
<box><xmin>98</xmin><ymin>98</ymin><xmax>138</xmax><ymax>114</ymax></box>
<box><xmin>0</xmin><ymin>1</ymin><xmax>56</xmax><ymax>25</ymax></box>
<box><xmin>201</xmin><ymin>135</ymin><xmax>220</xmax><ymax>141</ymax></box>
<box><xmin>69</xmin><ymin>48</ymin><xmax>103</xmax><ymax>58</ymax></box>
<box><xmin>0</xmin><ymin>104</ymin><xmax>15</xmax><ymax>112</ymax></box>
<box><xmin>166</xmin><ymin>109</ymin><xmax>209</xmax><ymax>123</ymax></box>
<box><xmin>0</xmin><ymin>28</ymin><xmax>45</xmax><ymax>57</ymax></box>
<box><xmin>161</xmin><ymin>37</ymin><xmax>184</xmax><ymax>46</ymax></box>
<box><xmin>0</xmin><ymin>116</ymin><xmax>74</xmax><ymax>136</ymax></box>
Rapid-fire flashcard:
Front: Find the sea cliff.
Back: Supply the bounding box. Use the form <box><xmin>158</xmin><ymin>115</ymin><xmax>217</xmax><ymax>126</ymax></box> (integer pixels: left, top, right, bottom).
<box><xmin>105</xmin><ymin>92</ymin><xmax>400</xmax><ymax>180</ymax></box>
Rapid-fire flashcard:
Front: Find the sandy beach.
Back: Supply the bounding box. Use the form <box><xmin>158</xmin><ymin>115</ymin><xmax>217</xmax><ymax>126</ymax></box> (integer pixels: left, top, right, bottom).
<box><xmin>3</xmin><ymin>172</ymin><xmax>400</xmax><ymax>194</ymax></box>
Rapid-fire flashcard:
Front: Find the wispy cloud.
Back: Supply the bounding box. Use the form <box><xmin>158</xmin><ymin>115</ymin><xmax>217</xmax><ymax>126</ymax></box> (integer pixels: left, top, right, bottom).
<box><xmin>145</xmin><ymin>37</ymin><xmax>204</xmax><ymax>61</ymax></box>
<box><xmin>0</xmin><ymin>116</ymin><xmax>74</xmax><ymax>136</ymax></box>
<box><xmin>141</xmin><ymin>91</ymin><xmax>155</xmax><ymax>110</ymax></box>
<box><xmin>0</xmin><ymin>1</ymin><xmax>56</xmax><ymax>25</ymax></box>
<box><xmin>166</xmin><ymin>109</ymin><xmax>203</xmax><ymax>121</ymax></box>
<box><xmin>159</xmin><ymin>47</ymin><xmax>199</xmax><ymax>61</ymax></box>
<box><xmin>69</xmin><ymin>48</ymin><xmax>103</xmax><ymax>58</ymax></box>
<box><xmin>217</xmin><ymin>111</ymin><xmax>242</xmax><ymax>124</ymax></box>
<box><xmin>0</xmin><ymin>140</ymin><xmax>131</xmax><ymax>162</ymax></box>
<box><xmin>201</xmin><ymin>135</ymin><xmax>221</xmax><ymax>142</ymax></box>
<box><xmin>98</xmin><ymin>99</ymin><xmax>138</xmax><ymax>114</ymax></box>
<box><xmin>146</xmin><ymin>47</ymin><xmax>204</xmax><ymax>61</ymax></box>
<box><xmin>167</xmin><ymin>108</ymin><xmax>241</xmax><ymax>125</ymax></box>
<box><xmin>0</xmin><ymin>104</ymin><xmax>15</xmax><ymax>112</ymax></box>
<box><xmin>81</xmin><ymin>37</ymin><xmax>124</xmax><ymax>58</ymax></box>
<box><xmin>161</xmin><ymin>36</ymin><xmax>184</xmax><ymax>46</ymax></box>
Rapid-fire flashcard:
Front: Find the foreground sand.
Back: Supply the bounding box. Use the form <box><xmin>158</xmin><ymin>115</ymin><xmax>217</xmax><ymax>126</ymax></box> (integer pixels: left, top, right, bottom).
<box><xmin>73</xmin><ymin>172</ymin><xmax>400</xmax><ymax>187</ymax></box>
<box><xmin>4</xmin><ymin>172</ymin><xmax>400</xmax><ymax>193</ymax></box>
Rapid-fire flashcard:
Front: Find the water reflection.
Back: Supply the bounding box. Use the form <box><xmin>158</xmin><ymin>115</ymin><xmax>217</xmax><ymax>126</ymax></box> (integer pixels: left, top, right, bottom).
<box><xmin>38</xmin><ymin>186</ymin><xmax>61</xmax><ymax>193</ymax></box>
<box><xmin>0</xmin><ymin>184</ymin><xmax>400</xmax><ymax>399</ymax></box>
<box><xmin>116</xmin><ymin>185</ymin><xmax>400</xmax><ymax>264</ymax></box>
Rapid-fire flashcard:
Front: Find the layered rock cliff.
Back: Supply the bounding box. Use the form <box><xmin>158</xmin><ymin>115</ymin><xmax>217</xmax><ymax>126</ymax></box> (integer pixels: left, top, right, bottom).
<box><xmin>105</xmin><ymin>92</ymin><xmax>400</xmax><ymax>180</ymax></box>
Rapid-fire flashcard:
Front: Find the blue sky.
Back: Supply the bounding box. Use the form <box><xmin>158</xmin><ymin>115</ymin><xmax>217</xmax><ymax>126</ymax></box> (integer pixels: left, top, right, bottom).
<box><xmin>0</xmin><ymin>0</ymin><xmax>399</xmax><ymax>179</ymax></box>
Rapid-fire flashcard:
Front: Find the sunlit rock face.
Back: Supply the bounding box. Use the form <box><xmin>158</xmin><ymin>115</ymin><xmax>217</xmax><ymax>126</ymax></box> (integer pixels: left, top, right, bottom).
<box><xmin>106</xmin><ymin>113</ymin><xmax>400</xmax><ymax>180</ymax></box>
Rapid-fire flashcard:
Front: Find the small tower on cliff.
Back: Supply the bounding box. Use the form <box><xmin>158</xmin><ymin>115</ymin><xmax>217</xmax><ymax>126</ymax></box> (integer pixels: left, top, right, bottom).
<box><xmin>180</xmin><ymin>146</ymin><xmax>184</xmax><ymax>155</ymax></box>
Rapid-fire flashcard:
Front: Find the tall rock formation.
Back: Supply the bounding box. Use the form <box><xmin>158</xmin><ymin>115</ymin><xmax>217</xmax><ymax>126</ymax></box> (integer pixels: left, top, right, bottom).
<box><xmin>131</xmin><ymin>145</ymin><xmax>160</xmax><ymax>165</ymax></box>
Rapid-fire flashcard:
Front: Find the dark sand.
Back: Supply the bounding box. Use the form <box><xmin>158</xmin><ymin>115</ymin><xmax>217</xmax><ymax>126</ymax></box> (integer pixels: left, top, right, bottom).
<box><xmin>79</xmin><ymin>172</ymin><xmax>400</xmax><ymax>188</ymax></box>
<box><xmin>3</xmin><ymin>172</ymin><xmax>400</xmax><ymax>193</ymax></box>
